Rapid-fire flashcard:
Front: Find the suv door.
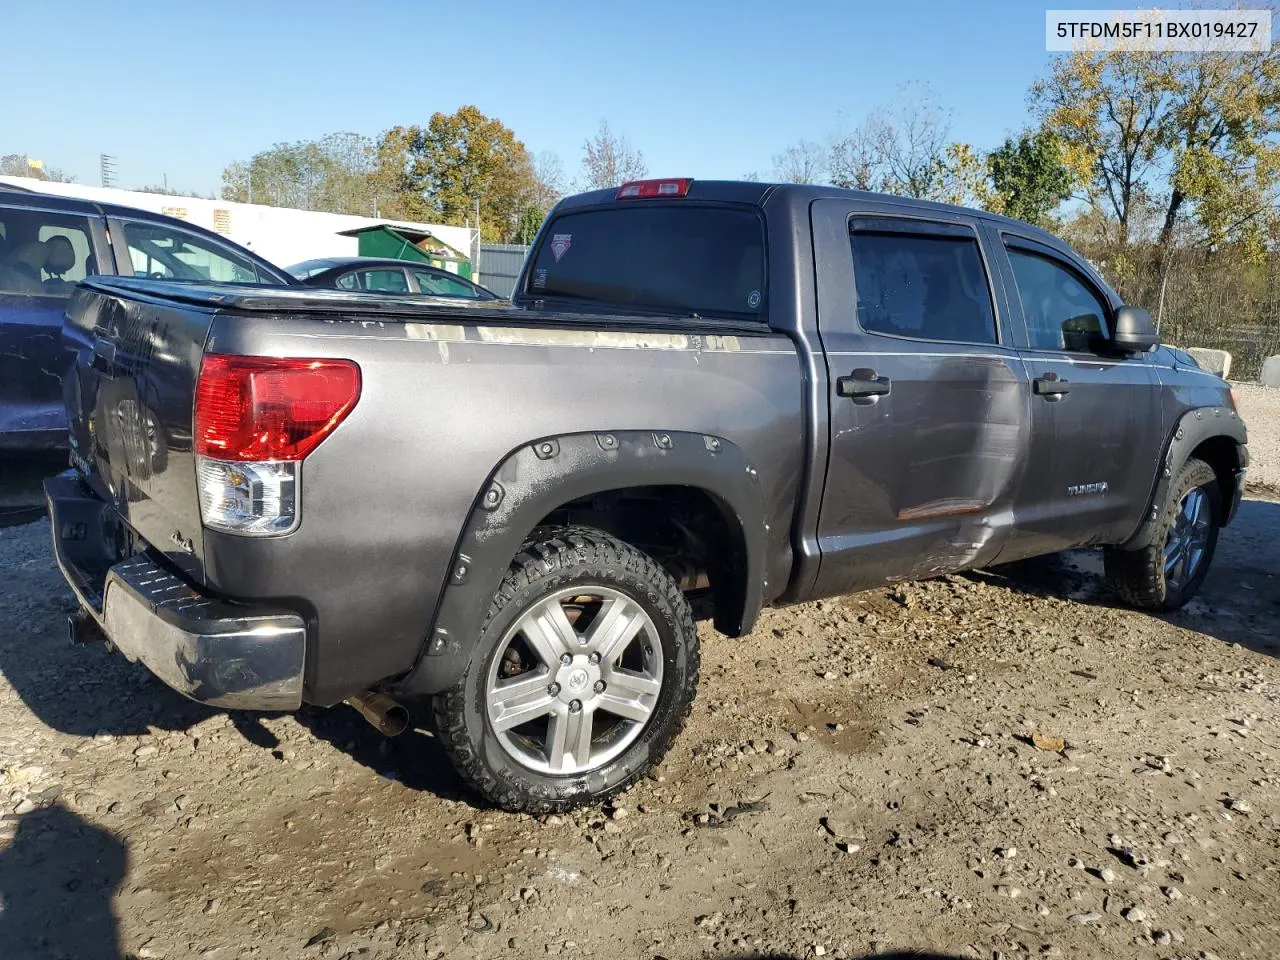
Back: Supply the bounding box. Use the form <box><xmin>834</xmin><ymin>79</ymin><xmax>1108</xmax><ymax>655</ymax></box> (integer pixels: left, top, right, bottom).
<box><xmin>0</xmin><ymin>203</ymin><xmax>109</xmax><ymax>448</ymax></box>
<box><xmin>989</xmin><ymin>230</ymin><xmax>1160</xmax><ymax>560</ymax></box>
<box><xmin>809</xmin><ymin>204</ymin><xmax>1033</xmax><ymax>598</ymax></box>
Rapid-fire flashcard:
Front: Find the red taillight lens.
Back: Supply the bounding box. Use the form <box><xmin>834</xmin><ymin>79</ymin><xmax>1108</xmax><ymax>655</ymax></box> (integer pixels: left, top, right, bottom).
<box><xmin>616</xmin><ymin>178</ymin><xmax>692</xmax><ymax>199</ymax></box>
<box><xmin>195</xmin><ymin>355</ymin><xmax>361</xmax><ymax>461</ymax></box>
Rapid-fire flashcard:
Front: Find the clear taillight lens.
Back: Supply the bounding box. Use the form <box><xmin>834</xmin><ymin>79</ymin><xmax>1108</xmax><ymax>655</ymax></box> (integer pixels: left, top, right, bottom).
<box><xmin>194</xmin><ymin>356</ymin><xmax>359</xmax><ymax>536</ymax></box>
<box><xmin>197</xmin><ymin>458</ymin><xmax>298</xmax><ymax>535</ymax></box>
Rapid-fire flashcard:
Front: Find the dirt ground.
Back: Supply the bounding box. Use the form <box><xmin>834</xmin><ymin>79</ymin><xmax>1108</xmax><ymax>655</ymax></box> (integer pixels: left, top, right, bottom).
<box><xmin>2</xmin><ymin>395</ymin><xmax>1277</xmax><ymax>960</ymax></box>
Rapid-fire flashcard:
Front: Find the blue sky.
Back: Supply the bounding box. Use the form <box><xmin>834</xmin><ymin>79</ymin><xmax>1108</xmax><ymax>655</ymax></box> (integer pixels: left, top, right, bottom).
<box><xmin>6</xmin><ymin>0</ymin><xmax>1115</xmax><ymax>193</ymax></box>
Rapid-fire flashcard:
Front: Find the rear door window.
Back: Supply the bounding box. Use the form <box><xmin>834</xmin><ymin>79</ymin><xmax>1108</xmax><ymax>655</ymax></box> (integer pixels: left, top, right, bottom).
<box><xmin>414</xmin><ymin>269</ymin><xmax>480</xmax><ymax>298</ymax></box>
<box><xmin>358</xmin><ymin>268</ymin><xmax>410</xmax><ymax>293</ymax></box>
<box><xmin>0</xmin><ymin>208</ymin><xmax>96</xmax><ymax>295</ymax></box>
<box><xmin>525</xmin><ymin>205</ymin><xmax>765</xmax><ymax>319</ymax></box>
<box><xmin>120</xmin><ymin>220</ymin><xmax>271</xmax><ymax>284</ymax></box>
<box><xmin>849</xmin><ymin>220</ymin><xmax>997</xmax><ymax>345</ymax></box>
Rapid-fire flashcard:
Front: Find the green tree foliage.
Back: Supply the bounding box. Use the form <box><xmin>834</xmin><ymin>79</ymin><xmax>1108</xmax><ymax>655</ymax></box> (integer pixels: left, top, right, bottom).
<box><xmin>1033</xmin><ymin>47</ymin><xmax>1280</xmax><ymax>251</ymax></box>
<box><xmin>987</xmin><ymin>130</ymin><xmax>1073</xmax><ymax>227</ymax></box>
<box><xmin>220</xmin><ymin>132</ymin><xmax>380</xmax><ymax>215</ymax></box>
<box><xmin>377</xmin><ymin>106</ymin><xmax>537</xmax><ymax>242</ymax></box>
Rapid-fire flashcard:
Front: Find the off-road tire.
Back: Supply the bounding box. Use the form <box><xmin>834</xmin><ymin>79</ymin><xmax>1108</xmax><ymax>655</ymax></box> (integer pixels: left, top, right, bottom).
<box><xmin>1104</xmin><ymin>457</ymin><xmax>1220</xmax><ymax>611</ymax></box>
<box><xmin>432</xmin><ymin>526</ymin><xmax>699</xmax><ymax>813</ymax></box>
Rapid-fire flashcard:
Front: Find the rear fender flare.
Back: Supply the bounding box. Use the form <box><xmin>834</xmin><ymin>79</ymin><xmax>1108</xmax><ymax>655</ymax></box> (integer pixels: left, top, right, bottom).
<box><xmin>399</xmin><ymin>430</ymin><xmax>767</xmax><ymax>696</ymax></box>
<box><xmin>1122</xmin><ymin>405</ymin><xmax>1247</xmax><ymax>550</ymax></box>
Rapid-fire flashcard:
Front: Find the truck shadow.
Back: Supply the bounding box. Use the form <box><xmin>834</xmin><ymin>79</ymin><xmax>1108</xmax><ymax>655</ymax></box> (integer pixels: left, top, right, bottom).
<box><xmin>968</xmin><ymin>497</ymin><xmax>1280</xmax><ymax>659</ymax></box>
<box><xmin>0</xmin><ymin>804</ymin><xmax>127</xmax><ymax>960</ymax></box>
<box><xmin>293</xmin><ymin>702</ymin><xmax>475</xmax><ymax>804</ymax></box>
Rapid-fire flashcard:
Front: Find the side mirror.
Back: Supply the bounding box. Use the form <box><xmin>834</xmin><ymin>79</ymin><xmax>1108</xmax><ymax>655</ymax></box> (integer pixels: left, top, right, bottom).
<box><xmin>1112</xmin><ymin>305</ymin><xmax>1159</xmax><ymax>353</ymax></box>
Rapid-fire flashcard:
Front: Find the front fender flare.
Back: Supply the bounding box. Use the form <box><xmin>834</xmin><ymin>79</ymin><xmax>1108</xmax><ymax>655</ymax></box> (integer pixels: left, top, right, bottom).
<box><xmin>1122</xmin><ymin>405</ymin><xmax>1247</xmax><ymax>550</ymax></box>
<box><xmin>398</xmin><ymin>430</ymin><xmax>767</xmax><ymax>696</ymax></box>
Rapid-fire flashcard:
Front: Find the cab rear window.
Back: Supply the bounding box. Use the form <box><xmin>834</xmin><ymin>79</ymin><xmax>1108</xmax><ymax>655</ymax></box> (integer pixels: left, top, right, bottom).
<box><xmin>525</xmin><ymin>205</ymin><xmax>765</xmax><ymax>319</ymax></box>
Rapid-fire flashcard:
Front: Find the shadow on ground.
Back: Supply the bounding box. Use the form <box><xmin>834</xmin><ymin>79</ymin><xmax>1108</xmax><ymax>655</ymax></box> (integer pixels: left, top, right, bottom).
<box><xmin>0</xmin><ymin>804</ymin><xmax>127</xmax><ymax>960</ymax></box>
<box><xmin>0</xmin><ymin>453</ymin><xmax>63</xmax><ymax>527</ymax></box>
<box><xmin>294</xmin><ymin>702</ymin><xmax>475</xmax><ymax>804</ymax></box>
<box><xmin>720</xmin><ymin>953</ymin><xmax>967</xmax><ymax>959</ymax></box>
<box><xmin>969</xmin><ymin>498</ymin><xmax>1280</xmax><ymax>658</ymax></box>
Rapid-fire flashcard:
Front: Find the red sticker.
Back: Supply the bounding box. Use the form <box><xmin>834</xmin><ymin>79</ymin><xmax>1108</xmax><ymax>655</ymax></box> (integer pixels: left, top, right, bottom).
<box><xmin>550</xmin><ymin>233</ymin><xmax>572</xmax><ymax>262</ymax></box>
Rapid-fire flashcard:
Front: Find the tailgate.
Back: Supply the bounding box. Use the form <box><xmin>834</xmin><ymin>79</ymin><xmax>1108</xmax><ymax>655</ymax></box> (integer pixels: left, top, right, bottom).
<box><xmin>63</xmin><ymin>282</ymin><xmax>212</xmax><ymax>580</ymax></box>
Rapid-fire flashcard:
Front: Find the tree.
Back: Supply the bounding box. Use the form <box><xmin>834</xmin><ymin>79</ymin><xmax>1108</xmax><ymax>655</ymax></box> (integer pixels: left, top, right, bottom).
<box><xmin>771</xmin><ymin>140</ymin><xmax>826</xmax><ymax>184</ymax></box>
<box><xmin>377</xmin><ymin>106</ymin><xmax>537</xmax><ymax>242</ymax></box>
<box><xmin>512</xmin><ymin>151</ymin><xmax>567</xmax><ymax>244</ymax></box>
<box><xmin>828</xmin><ymin>84</ymin><xmax>972</xmax><ymax>202</ymax></box>
<box><xmin>133</xmin><ymin>184</ymin><xmax>215</xmax><ymax>199</ymax></box>
<box><xmin>580</xmin><ymin>120</ymin><xmax>647</xmax><ymax>189</ymax></box>
<box><xmin>1033</xmin><ymin>47</ymin><xmax>1280</xmax><ymax>249</ymax></box>
<box><xmin>0</xmin><ymin>153</ymin><xmax>73</xmax><ymax>182</ymax></box>
<box><xmin>987</xmin><ymin>129</ymin><xmax>1073</xmax><ymax>226</ymax></box>
<box><xmin>220</xmin><ymin>133</ymin><xmax>380</xmax><ymax>215</ymax></box>
<box><xmin>1161</xmin><ymin>49</ymin><xmax>1280</xmax><ymax>251</ymax></box>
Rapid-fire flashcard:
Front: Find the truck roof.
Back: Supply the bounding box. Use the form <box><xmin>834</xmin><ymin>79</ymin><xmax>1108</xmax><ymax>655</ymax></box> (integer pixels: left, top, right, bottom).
<box><xmin>555</xmin><ymin>179</ymin><xmax>1065</xmax><ymax>248</ymax></box>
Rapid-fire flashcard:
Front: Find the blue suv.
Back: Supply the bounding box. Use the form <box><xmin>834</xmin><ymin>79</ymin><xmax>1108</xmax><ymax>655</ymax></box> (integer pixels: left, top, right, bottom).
<box><xmin>0</xmin><ymin>185</ymin><xmax>293</xmax><ymax>452</ymax></box>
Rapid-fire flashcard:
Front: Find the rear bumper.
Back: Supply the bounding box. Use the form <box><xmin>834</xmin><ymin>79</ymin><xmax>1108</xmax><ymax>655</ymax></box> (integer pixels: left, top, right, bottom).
<box><xmin>44</xmin><ymin>471</ymin><xmax>306</xmax><ymax>710</ymax></box>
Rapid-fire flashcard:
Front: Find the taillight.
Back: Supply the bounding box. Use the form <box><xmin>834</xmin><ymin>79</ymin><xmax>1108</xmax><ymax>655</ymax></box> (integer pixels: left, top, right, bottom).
<box><xmin>194</xmin><ymin>355</ymin><xmax>360</xmax><ymax>536</ymax></box>
<box><xmin>616</xmin><ymin>178</ymin><xmax>692</xmax><ymax>199</ymax></box>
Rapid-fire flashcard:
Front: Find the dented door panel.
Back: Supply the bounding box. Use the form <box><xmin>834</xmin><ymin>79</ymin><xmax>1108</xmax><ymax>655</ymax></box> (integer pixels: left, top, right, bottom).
<box><xmin>808</xmin><ymin>198</ymin><xmax>1034</xmax><ymax>597</ymax></box>
<box><xmin>812</xmin><ymin>346</ymin><xmax>1031</xmax><ymax>597</ymax></box>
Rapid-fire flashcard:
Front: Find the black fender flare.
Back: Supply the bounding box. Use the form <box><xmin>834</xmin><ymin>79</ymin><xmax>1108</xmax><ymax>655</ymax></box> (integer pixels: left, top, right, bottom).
<box><xmin>398</xmin><ymin>430</ymin><xmax>768</xmax><ymax>696</ymax></box>
<box><xmin>1121</xmin><ymin>405</ymin><xmax>1248</xmax><ymax>550</ymax></box>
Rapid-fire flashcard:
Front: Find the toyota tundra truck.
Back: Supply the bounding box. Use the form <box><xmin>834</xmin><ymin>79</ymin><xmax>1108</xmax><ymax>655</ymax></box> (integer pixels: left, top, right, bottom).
<box><xmin>45</xmin><ymin>179</ymin><xmax>1248</xmax><ymax>812</ymax></box>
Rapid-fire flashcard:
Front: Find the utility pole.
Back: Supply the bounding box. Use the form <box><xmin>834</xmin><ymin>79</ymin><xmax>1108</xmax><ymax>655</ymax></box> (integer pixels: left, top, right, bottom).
<box><xmin>99</xmin><ymin>154</ymin><xmax>117</xmax><ymax>188</ymax></box>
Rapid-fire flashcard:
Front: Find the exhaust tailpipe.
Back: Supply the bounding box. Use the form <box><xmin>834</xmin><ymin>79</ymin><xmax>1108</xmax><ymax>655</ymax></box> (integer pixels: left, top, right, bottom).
<box><xmin>344</xmin><ymin>691</ymin><xmax>409</xmax><ymax>737</ymax></box>
<box><xmin>67</xmin><ymin>611</ymin><xmax>106</xmax><ymax>646</ymax></box>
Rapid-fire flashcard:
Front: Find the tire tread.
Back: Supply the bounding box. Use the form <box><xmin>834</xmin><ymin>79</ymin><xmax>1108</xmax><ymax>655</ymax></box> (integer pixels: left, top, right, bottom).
<box><xmin>432</xmin><ymin>526</ymin><xmax>699</xmax><ymax>813</ymax></box>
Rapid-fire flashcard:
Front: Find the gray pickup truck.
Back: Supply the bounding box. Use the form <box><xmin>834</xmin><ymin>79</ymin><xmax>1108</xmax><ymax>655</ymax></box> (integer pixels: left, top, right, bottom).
<box><xmin>46</xmin><ymin>179</ymin><xmax>1248</xmax><ymax>812</ymax></box>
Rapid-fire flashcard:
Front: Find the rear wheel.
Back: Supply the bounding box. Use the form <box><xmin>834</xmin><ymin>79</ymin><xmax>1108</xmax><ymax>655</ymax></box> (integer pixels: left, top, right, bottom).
<box><xmin>1104</xmin><ymin>457</ymin><xmax>1220</xmax><ymax>611</ymax></box>
<box><xmin>432</xmin><ymin>527</ymin><xmax>699</xmax><ymax>813</ymax></box>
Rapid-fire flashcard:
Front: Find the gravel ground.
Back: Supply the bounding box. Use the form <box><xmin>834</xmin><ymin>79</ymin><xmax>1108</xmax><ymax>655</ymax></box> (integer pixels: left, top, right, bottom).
<box><xmin>1</xmin><ymin>406</ymin><xmax>1278</xmax><ymax>959</ymax></box>
<box><xmin>1233</xmin><ymin>382</ymin><xmax>1280</xmax><ymax>490</ymax></box>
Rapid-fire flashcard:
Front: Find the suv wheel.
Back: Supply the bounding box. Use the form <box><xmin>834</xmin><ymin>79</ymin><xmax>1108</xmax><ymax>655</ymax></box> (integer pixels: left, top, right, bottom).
<box><xmin>1104</xmin><ymin>457</ymin><xmax>1221</xmax><ymax>611</ymax></box>
<box><xmin>433</xmin><ymin>527</ymin><xmax>699</xmax><ymax>813</ymax></box>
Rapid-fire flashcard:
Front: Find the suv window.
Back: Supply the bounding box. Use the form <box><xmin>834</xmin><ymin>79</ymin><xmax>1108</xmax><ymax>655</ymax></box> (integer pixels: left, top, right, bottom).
<box><xmin>415</xmin><ymin>269</ymin><xmax>479</xmax><ymax>298</ymax></box>
<box><xmin>120</xmin><ymin>220</ymin><xmax>268</xmax><ymax>284</ymax></box>
<box><xmin>359</xmin><ymin>268</ymin><xmax>409</xmax><ymax>293</ymax></box>
<box><xmin>849</xmin><ymin>226</ymin><xmax>997</xmax><ymax>344</ymax></box>
<box><xmin>1006</xmin><ymin>248</ymin><xmax>1110</xmax><ymax>352</ymax></box>
<box><xmin>0</xmin><ymin>208</ymin><xmax>96</xmax><ymax>296</ymax></box>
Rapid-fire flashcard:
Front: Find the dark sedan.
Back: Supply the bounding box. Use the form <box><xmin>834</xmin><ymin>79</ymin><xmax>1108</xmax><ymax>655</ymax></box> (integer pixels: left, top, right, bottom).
<box><xmin>287</xmin><ymin>257</ymin><xmax>499</xmax><ymax>300</ymax></box>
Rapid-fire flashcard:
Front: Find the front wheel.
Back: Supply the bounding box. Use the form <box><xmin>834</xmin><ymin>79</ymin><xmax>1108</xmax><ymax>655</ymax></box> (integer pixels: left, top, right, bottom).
<box><xmin>432</xmin><ymin>527</ymin><xmax>699</xmax><ymax>813</ymax></box>
<box><xmin>1104</xmin><ymin>457</ymin><xmax>1221</xmax><ymax>611</ymax></box>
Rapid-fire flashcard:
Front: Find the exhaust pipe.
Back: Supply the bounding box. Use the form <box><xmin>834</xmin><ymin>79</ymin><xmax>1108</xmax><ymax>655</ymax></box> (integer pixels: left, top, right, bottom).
<box><xmin>344</xmin><ymin>691</ymin><xmax>409</xmax><ymax>737</ymax></box>
<box><xmin>67</xmin><ymin>611</ymin><xmax>106</xmax><ymax>646</ymax></box>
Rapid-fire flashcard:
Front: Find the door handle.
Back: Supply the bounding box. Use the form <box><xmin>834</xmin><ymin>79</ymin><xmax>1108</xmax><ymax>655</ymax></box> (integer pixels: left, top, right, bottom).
<box><xmin>837</xmin><ymin>369</ymin><xmax>891</xmax><ymax>399</ymax></box>
<box><xmin>1033</xmin><ymin>374</ymin><xmax>1069</xmax><ymax>398</ymax></box>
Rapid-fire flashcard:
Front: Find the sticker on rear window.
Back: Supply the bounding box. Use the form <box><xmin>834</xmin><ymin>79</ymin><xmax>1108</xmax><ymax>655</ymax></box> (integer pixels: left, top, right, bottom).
<box><xmin>533</xmin><ymin>268</ymin><xmax>548</xmax><ymax>290</ymax></box>
<box><xmin>550</xmin><ymin>234</ymin><xmax>572</xmax><ymax>262</ymax></box>
<box><xmin>747</xmin><ymin>289</ymin><xmax>761</xmax><ymax>308</ymax></box>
